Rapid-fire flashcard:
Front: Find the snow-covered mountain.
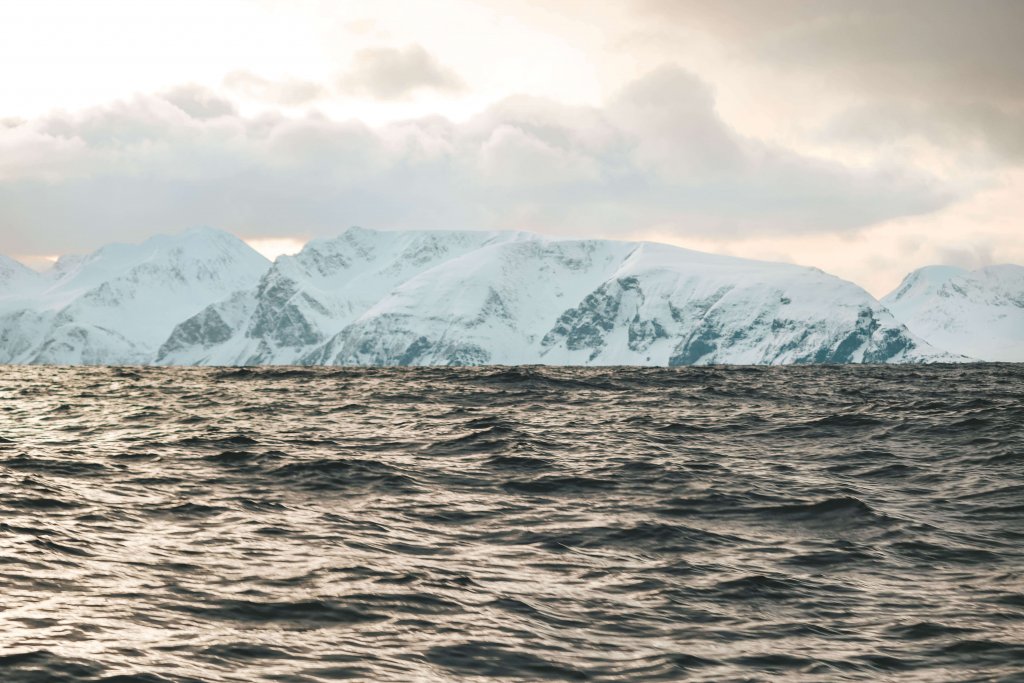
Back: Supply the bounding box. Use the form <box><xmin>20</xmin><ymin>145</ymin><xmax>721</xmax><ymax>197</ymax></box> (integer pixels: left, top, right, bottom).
<box><xmin>0</xmin><ymin>254</ymin><xmax>44</xmax><ymax>298</ymax></box>
<box><xmin>882</xmin><ymin>264</ymin><xmax>1024</xmax><ymax>362</ymax></box>
<box><xmin>157</xmin><ymin>227</ymin><xmax>950</xmax><ymax>366</ymax></box>
<box><xmin>156</xmin><ymin>228</ymin><xmax>529</xmax><ymax>364</ymax></box>
<box><xmin>0</xmin><ymin>228</ymin><xmax>269</xmax><ymax>364</ymax></box>
<box><xmin>3</xmin><ymin>226</ymin><xmax>981</xmax><ymax>366</ymax></box>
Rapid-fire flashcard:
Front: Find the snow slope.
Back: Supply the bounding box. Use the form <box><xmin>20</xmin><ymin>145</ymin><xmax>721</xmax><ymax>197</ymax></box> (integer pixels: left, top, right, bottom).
<box><xmin>0</xmin><ymin>255</ymin><xmax>44</xmax><ymax>300</ymax></box>
<box><xmin>0</xmin><ymin>228</ymin><xmax>269</xmax><ymax>364</ymax></box>
<box><xmin>883</xmin><ymin>264</ymin><xmax>1024</xmax><ymax>362</ymax></box>
<box><xmin>156</xmin><ymin>227</ymin><xmax>527</xmax><ymax>364</ymax></box>
<box><xmin>302</xmin><ymin>234</ymin><xmax>946</xmax><ymax>366</ymax></box>
<box><xmin>2</xmin><ymin>226</ymin><xmax>970</xmax><ymax>366</ymax></box>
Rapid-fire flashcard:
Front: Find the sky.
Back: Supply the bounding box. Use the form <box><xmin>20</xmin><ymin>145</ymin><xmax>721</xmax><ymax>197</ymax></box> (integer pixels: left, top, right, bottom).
<box><xmin>1</xmin><ymin>0</ymin><xmax>1022</xmax><ymax>296</ymax></box>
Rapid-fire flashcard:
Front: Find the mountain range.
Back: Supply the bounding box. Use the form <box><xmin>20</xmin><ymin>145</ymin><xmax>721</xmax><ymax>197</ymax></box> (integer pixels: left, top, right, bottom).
<box><xmin>1</xmin><ymin>227</ymin><xmax>1018</xmax><ymax>365</ymax></box>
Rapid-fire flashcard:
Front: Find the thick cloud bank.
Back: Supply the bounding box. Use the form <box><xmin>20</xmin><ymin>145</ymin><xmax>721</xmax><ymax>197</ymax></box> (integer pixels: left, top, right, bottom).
<box><xmin>640</xmin><ymin>0</ymin><xmax>1024</xmax><ymax>161</ymax></box>
<box><xmin>0</xmin><ymin>66</ymin><xmax>951</xmax><ymax>254</ymax></box>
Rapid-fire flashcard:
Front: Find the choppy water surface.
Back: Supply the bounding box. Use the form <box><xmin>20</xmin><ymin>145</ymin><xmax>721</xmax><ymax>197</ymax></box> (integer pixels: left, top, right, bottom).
<box><xmin>1</xmin><ymin>365</ymin><xmax>1023</xmax><ymax>682</ymax></box>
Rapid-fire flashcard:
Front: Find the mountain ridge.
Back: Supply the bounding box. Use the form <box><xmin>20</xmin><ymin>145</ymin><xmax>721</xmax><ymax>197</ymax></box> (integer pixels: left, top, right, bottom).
<box><xmin>0</xmin><ymin>226</ymin><xmax>1001</xmax><ymax>365</ymax></box>
<box><xmin>0</xmin><ymin>228</ymin><xmax>269</xmax><ymax>364</ymax></box>
<box><xmin>882</xmin><ymin>263</ymin><xmax>1024</xmax><ymax>362</ymax></box>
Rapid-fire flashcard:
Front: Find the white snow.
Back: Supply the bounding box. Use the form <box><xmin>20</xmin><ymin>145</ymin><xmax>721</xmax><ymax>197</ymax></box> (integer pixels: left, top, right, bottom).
<box><xmin>0</xmin><ymin>255</ymin><xmax>46</xmax><ymax>303</ymax></box>
<box><xmin>1</xmin><ymin>226</ymin><xmax>996</xmax><ymax>366</ymax></box>
<box><xmin>157</xmin><ymin>227</ymin><xmax>530</xmax><ymax>365</ymax></box>
<box><xmin>304</xmin><ymin>235</ymin><xmax>948</xmax><ymax>366</ymax></box>
<box><xmin>882</xmin><ymin>264</ymin><xmax>1024</xmax><ymax>362</ymax></box>
<box><xmin>0</xmin><ymin>227</ymin><xmax>269</xmax><ymax>364</ymax></box>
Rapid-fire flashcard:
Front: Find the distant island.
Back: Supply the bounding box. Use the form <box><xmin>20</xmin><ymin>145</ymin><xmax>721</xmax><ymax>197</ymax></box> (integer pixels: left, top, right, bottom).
<box><xmin>0</xmin><ymin>227</ymin><xmax>1020</xmax><ymax>365</ymax></box>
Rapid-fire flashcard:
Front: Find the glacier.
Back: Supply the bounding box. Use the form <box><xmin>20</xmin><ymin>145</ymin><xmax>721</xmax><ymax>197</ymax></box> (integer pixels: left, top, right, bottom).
<box><xmin>0</xmin><ymin>226</ymin><xmax>973</xmax><ymax>366</ymax></box>
<box><xmin>882</xmin><ymin>264</ymin><xmax>1024</xmax><ymax>362</ymax></box>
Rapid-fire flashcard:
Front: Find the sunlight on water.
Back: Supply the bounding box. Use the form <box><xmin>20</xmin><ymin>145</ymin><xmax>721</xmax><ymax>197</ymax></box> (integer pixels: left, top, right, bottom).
<box><xmin>0</xmin><ymin>365</ymin><xmax>1022</xmax><ymax>681</ymax></box>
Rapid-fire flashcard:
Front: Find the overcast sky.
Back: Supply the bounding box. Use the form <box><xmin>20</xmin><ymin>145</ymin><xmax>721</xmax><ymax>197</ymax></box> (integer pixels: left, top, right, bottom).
<box><xmin>1</xmin><ymin>0</ymin><xmax>1021</xmax><ymax>295</ymax></box>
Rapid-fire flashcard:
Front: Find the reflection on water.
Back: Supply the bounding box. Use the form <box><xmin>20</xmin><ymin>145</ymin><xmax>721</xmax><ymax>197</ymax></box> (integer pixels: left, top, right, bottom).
<box><xmin>0</xmin><ymin>364</ymin><xmax>1022</xmax><ymax>681</ymax></box>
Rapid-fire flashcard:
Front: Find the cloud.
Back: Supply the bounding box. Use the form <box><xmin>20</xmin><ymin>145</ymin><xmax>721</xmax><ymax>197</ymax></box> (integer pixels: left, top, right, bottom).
<box><xmin>636</xmin><ymin>0</ymin><xmax>1024</xmax><ymax>161</ymax></box>
<box><xmin>0</xmin><ymin>65</ymin><xmax>953</xmax><ymax>255</ymax></box>
<box><xmin>160</xmin><ymin>84</ymin><xmax>237</xmax><ymax>120</ymax></box>
<box><xmin>338</xmin><ymin>44</ymin><xmax>466</xmax><ymax>100</ymax></box>
<box><xmin>223</xmin><ymin>71</ymin><xmax>327</xmax><ymax>106</ymax></box>
<box><xmin>638</xmin><ymin>0</ymin><xmax>1024</xmax><ymax>96</ymax></box>
<box><xmin>478</xmin><ymin>124</ymin><xmax>603</xmax><ymax>187</ymax></box>
<box><xmin>825</xmin><ymin>101</ymin><xmax>1024</xmax><ymax>163</ymax></box>
<box><xmin>606</xmin><ymin>66</ymin><xmax>744</xmax><ymax>178</ymax></box>
<box><xmin>935</xmin><ymin>243</ymin><xmax>995</xmax><ymax>271</ymax></box>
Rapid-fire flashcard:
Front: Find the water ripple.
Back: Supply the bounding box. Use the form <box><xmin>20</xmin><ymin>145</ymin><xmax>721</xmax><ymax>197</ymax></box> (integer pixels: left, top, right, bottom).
<box><xmin>0</xmin><ymin>364</ymin><xmax>1021</xmax><ymax>681</ymax></box>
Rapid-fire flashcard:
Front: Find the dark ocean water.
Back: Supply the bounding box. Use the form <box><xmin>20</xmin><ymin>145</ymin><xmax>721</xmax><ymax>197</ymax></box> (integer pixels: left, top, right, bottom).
<box><xmin>1</xmin><ymin>365</ymin><xmax>1023</xmax><ymax>682</ymax></box>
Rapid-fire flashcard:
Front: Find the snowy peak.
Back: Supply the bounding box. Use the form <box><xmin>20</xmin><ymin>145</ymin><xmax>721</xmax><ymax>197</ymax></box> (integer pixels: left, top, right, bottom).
<box><xmin>298</xmin><ymin>232</ymin><xmax>949</xmax><ymax>367</ymax></box>
<box><xmin>883</xmin><ymin>264</ymin><xmax>1024</xmax><ymax>362</ymax></box>
<box><xmin>0</xmin><ymin>254</ymin><xmax>44</xmax><ymax>298</ymax></box>
<box><xmin>159</xmin><ymin>227</ymin><xmax>528</xmax><ymax>365</ymax></box>
<box><xmin>2</xmin><ymin>226</ymin><xmax>984</xmax><ymax>366</ymax></box>
<box><xmin>45</xmin><ymin>226</ymin><xmax>269</xmax><ymax>302</ymax></box>
<box><xmin>0</xmin><ymin>228</ymin><xmax>271</xmax><ymax>365</ymax></box>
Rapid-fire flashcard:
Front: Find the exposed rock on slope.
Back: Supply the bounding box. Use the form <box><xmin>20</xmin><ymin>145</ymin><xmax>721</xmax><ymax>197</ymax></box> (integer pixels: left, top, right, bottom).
<box><xmin>157</xmin><ymin>228</ymin><xmax>526</xmax><ymax>365</ymax></box>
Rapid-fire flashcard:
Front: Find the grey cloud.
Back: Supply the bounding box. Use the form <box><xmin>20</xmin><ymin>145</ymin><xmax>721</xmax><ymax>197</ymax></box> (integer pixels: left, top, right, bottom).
<box><xmin>0</xmin><ymin>66</ymin><xmax>953</xmax><ymax>255</ymax></box>
<box><xmin>825</xmin><ymin>101</ymin><xmax>1024</xmax><ymax>163</ymax></box>
<box><xmin>338</xmin><ymin>44</ymin><xmax>466</xmax><ymax>100</ymax></box>
<box><xmin>39</xmin><ymin>97</ymin><xmax>186</xmax><ymax>148</ymax></box>
<box><xmin>638</xmin><ymin>0</ymin><xmax>1024</xmax><ymax>96</ymax></box>
<box><xmin>161</xmin><ymin>84</ymin><xmax>237</xmax><ymax>119</ymax></box>
<box><xmin>607</xmin><ymin>65</ymin><xmax>744</xmax><ymax>178</ymax></box>
<box><xmin>223</xmin><ymin>71</ymin><xmax>327</xmax><ymax>106</ymax></box>
<box><xmin>638</xmin><ymin>0</ymin><xmax>1024</xmax><ymax>161</ymax></box>
<box><xmin>935</xmin><ymin>243</ymin><xmax>996</xmax><ymax>271</ymax></box>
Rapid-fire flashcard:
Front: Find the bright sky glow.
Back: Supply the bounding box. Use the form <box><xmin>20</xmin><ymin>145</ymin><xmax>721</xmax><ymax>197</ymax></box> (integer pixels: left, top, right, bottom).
<box><xmin>2</xmin><ymin>0</ymin><xmax>1021</xmax><ymax>297</ymax></box>
<box><xmin>244</xmin><ymin>237</ymin><xmax>307</xmax><ymax>262</ymax></box>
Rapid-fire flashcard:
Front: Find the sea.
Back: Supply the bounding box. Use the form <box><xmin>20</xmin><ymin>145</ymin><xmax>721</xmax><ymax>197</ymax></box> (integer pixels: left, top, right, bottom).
<box><xmin>1</xmin><ymin>364</ymin><xmax>1022</xmax><ymax>682</ymax></box>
